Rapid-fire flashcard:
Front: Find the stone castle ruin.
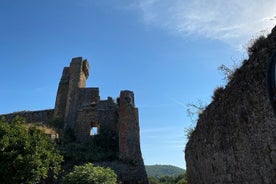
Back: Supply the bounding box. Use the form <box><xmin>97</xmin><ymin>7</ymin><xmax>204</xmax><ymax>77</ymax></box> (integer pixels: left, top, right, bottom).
<box><xmin>185</xmin><ymin>27</ymin><xmax>276</xmax><ymax>183</ymax></box>
<box><xmin>1</xmin><ymin>57</ymin><xmax>148</xmax><ymax>184</ymax></box>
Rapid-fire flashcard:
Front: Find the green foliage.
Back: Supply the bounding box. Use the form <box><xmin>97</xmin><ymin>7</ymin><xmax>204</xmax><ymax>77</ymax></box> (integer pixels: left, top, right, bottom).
<box><xmin>175</xmin><ymin>174</ymin><xmax>188</xmax><ymax>184</ymax></box>
<box><xmin>159</xmin><ymin>175</ymin><xmax>176</xmax><ymax>183</ymax></box>
<box><xmin>176</xmin><ymin>178</ymin><xmax>188</xmax><ymax>184</ymax></box>
<box><xmin>61</xmin><ymin>127</ymin><xmax>77</xmax><ymax>144</ymax></box>
<box><xmin>49</xmin><ymin>118</ymin><xmax>64</xmax><ymax>130</ymax></box>
<box><xmin>62</xmin><ymin>163</ymin><xmax>117</xmax><ymax>184</ymax></box>
<box><xmin>147</xmin><ymin>165</ymin><xmax>187</xmax><ymax>183</ymax></box>
<box><xmin>146</xmin><ymin>165</ymin><xmax>185</xmax><ymax>178</ymax></box>
<box><xmin>0</xmin><ymin>118</ymin><xmax>63</xmax><ymax>184</ymax></box>
<box><xmin>149</xmin><ymin>177</ymin><xmax>161</xmax><ymax>184</ymax></box>
<box><xmin>59</xmin><ymin>133</ymin><xmax>118</xmax><ymax>164</ymax></box>
<box><xmin>148</xmin><ymin>173</ymin><xmax>187</xmax><ymax>184</ymax></box>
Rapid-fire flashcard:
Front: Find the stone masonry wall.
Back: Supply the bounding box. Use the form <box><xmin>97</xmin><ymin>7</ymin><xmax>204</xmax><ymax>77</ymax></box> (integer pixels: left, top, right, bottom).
<box><xmin>64</xmin><ymin>57</ymin><xmax>89</xmax><ymax>129</ymax></box>
<box><xmin>119</xmin><ymin>90</ymin><xmax>141</xmax><ymax>162</ymax></box>
<box><xmin>1</xmin><ymin>109</ymin><xmax>54</xmax><ymax>125</ymax></box>
<box><xmin>185</xmin><ymin>27</ymin><xmax>276</xmax><ymax>184</ymax></box>
<box><xmin>98</xmin><ymin>98</ymin><xmax>118</xmax><ymax>136</ymax></box>
<box><xmin>78</xmin><ymin>88</ymin><xmax>99</xmax><ymax>107</ymax></box>
<box><xmin>75</xmin><ymin>107</ymin><xmax>98</xmax><ymax>142</ymax></box>
<box><xmin>53</xmin><ymin>67</ymin><xmax>70</xmax><ymax>119</ymax></box>
<box><xmin>118</xmin><ymin>90</ymin><xmax>148</xmax><ymax>184</ymax></box>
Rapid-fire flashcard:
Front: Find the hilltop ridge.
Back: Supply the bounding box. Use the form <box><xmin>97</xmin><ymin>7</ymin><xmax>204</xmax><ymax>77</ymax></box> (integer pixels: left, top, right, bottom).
<box><xmin>146</xmin><ymin>165</ymin><xmax>185</xmax><ymax>178</ymax></box>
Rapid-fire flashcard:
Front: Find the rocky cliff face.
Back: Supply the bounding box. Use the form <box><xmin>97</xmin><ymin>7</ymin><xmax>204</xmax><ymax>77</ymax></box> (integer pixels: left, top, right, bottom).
<box><xmin>185</xmin><ymin>26</ymin><xmax>276</xmax><ymax>184</ymax></box>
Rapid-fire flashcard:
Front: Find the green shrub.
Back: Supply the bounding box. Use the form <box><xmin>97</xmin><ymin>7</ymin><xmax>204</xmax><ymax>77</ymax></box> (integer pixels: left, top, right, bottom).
<box><xmin>59</xmin><ymin>132</ymin><xmax>118</xmax><ymax>163</ymax></box>
<box><xmin>62</xmin><ymin>163</ymin><xmax>117</xmax><ymax>184</ymax></box>
<box><xmin>0</xmin><ymin>118</ymin><xmax>63</xmax><ymax>184</ymax></box>
<box><xmin>176</xmin><ymin>178</ymin><xmax>188</xmax><ymax>184</ymax></box>
<box><xmin>148</xmin><ymin>173</ymin><xmax>187</xmax><ymax>184</ymax></box>
<box><xmin>49</xmin><ymin>118</ymin><xmax>64</xmax><ymax>130</ymax></box>
<box><xmin>148</xmin><ymin>176</ymin><xmax>161</xmax><ymax>184</ymax></box>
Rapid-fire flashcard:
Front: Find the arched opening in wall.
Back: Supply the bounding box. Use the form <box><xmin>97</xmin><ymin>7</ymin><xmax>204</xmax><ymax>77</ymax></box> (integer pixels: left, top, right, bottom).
<box><xmin>90</xmin><ymin>122</ymin><xmax>99</xmax><ymax>136</ymax></box>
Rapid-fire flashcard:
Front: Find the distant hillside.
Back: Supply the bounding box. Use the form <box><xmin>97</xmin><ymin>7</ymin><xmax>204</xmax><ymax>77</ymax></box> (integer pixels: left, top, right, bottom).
<box><xmin>146</xmin><ymin>165</ymin><xmax>185</xmax><ymax>178</ymax></box>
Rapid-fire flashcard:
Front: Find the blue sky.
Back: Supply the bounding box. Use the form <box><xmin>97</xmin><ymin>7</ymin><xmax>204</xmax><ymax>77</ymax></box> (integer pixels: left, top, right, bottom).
<box><xmin>0</xmin><ymin>0</ymin><xmax>275</xmax><ymax>169</ymax></box>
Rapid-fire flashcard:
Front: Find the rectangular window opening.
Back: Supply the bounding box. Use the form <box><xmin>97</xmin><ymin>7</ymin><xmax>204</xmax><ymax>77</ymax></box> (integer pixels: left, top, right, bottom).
<box><xmin>90</xmin><ymin>127</ymin><xmax>98</xmax><ymax>136</ymax></box>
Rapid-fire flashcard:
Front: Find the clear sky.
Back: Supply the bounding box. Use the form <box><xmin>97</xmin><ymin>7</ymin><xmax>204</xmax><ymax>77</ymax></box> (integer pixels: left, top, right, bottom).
<box><xmin>0</xmin><ymin>0</ymin><xmax>275</xmax><ymax>169</ymax></box>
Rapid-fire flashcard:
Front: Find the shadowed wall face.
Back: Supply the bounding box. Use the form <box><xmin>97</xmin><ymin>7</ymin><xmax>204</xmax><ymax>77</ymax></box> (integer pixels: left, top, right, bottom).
<box><xmin>185</xmin><ymin>27</ymin><xmax>276</xmax><ymax>184</ymax></box>
<box><xmin>53</xmin><ymin>67</ymin><xmax>69</xmax><ymax>120</ymax></box>
<box><xmin>64</xmin><ymin>57</ymin><xmax>89</xmax><ymax>129</ymax></box>
<box><xmin>118</xmin><ymin>90</ymin><xmax>148</xmax><ymax>184</ymax></box>
<box><xmin>119</xmin><ymin>91</ymin><xmax>142</xmax><ymax>162</ymax></box>
<box><xmin>267</xmin><ymin>52</ymin><xmax>276</xmax><ymax>116</ymax></box>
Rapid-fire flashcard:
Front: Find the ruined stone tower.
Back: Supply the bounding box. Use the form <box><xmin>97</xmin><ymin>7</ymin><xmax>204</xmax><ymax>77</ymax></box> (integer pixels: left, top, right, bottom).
<box><xmin>119</xmin><ymin>91</ymin><xmax>143</xmax><ymax>163</ymax></box>
<box><xmin>53</xmin><ymin>57</ymin><xmax>101</xmax><ymax>140</ymax></box>
<box><xmin>0</xmin><ymin>57</ymin><xmax>148</xmax><ymax>184</ymax></box>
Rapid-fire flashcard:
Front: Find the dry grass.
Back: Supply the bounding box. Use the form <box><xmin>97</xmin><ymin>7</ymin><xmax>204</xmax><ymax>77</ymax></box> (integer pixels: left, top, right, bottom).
<box><xmin>23</xmin><ymin>123</ymin><xmax>58</xmax><ymax>139</ymax></box>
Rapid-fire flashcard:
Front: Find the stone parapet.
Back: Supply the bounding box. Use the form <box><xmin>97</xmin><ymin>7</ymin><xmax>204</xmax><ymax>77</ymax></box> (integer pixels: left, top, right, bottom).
<box><xmin>1</xmin><ymin>109</ymin><xmax>54</xmax><ymax>125</ymax></box>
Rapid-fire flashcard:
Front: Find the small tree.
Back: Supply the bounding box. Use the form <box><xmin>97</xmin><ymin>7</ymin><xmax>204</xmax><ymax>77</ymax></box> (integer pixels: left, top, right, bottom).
<box><xmin>148</xmin><ymin>176</ymin><xmax>161</xmax><ymax>184</ymax></box>
<box><xmin>0</xmin><ymin>117</ymin><xmax>63</xmax><ymax>184</ymax></box>
<box><xmin>185</xmin><ymin>101</ymin><xmax>207</xmax><ymax>140</ymax></box>
<box><xmin>218</xmin><ymin>63</ymin><xmax>239</xmax><ymax>82</ymax></box>
<box><xmin>62</xmin><ymin>163</ymin><xmax>117</xmax><ymax>184</ymax></box>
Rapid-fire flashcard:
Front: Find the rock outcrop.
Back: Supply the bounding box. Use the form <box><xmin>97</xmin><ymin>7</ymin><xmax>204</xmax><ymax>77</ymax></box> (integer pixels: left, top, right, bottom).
<box><xmin>185</xmin><ymin>26</ymin><xmax>276</xmax><ymax>184</ymax></box>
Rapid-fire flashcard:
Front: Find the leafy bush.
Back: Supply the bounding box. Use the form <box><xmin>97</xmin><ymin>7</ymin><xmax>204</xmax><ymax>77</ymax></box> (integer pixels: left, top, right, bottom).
<box><xmin>62</xmin><ymin>163</ymin><xmax>117</xmax><ymax>184</ymax></box>
<box><xmin>59</xmin><ymin>132</ymin><xmax>118</xmax><ymax>163</ymax></box>
<box><xmin>0</xmin><ymin>117</ymin><xmax>63</xmax><ymax>184</ymax></box>
<box><xmin>148</xmin><ymin>176</ymin><xmax>161</xmax><ymax>184</ymax></box>
<box><xmin>175</xmin><ymin>174</ymin><xmax>188</xmax><ymax>184</ymax></box>
<box><xmin>148</xmin><ymin>173</ymin><xmax>187</xmax><ymax>184</ymax></box>
<box><xmin>49</xmin><ymin>118</ymin><xmax>64</xmax><ymax>130</ymax></box>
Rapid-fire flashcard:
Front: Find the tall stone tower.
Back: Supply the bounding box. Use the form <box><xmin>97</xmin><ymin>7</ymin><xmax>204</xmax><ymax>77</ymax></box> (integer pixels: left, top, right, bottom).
<box><xmin>53</xmin><ymin>57</ymin><xmax>89</xmax><ymax>129</ymax></box>
<box><xmin>65</xmin><ymin>57</ymin><xmax>89</xmax><ymax>129</ymax></box>
<box><xmin>53</xmin><ymin>67</ymin><xmax>70</xmax><ymax>119</ymax></box>
<box><xmin>118</xmin><ymin>91</ymin><xmax>148</xmax><ymax>184</ymax></box>
<box><xmin>119</xmin><ymin>90</ymin><xmax>142</xmax><ymax>162</ymax></box>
